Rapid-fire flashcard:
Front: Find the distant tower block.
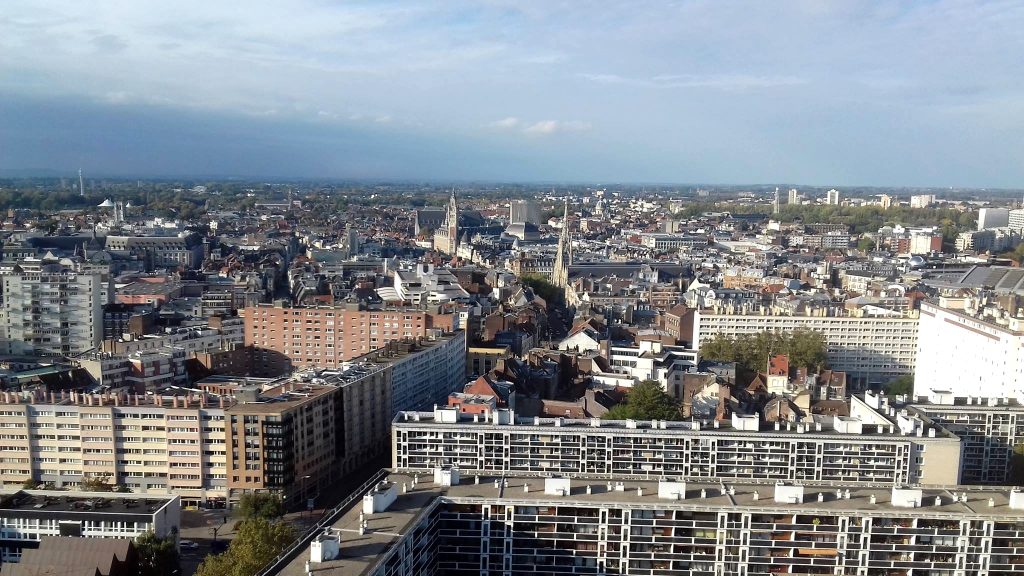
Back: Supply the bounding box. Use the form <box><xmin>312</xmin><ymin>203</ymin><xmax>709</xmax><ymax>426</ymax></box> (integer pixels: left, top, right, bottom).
<box><xmin>78</xmin><ymin>168</ymin><xmax>85</xmax><ymax>197</ymax></box>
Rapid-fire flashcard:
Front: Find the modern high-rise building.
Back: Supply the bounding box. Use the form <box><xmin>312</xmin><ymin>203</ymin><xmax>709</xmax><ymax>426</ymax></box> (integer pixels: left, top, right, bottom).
<box><xmin>915</xmin><ymin>298</ymin><xmax>1024</xmax><ymax>401</ymax></box>
<box><xmin>978</xmin><ymin>208</ymin><xmax>1011</xmax><ymax>231</ymax></box>
<box><xmin>509</xmin><ymin>199</ymin><xmax>541</xmax><ymax>225</ymax></box>
<box><xmin>787</xmin><ymin>188</ymin><xmax>799</xmax><ymax>205</ymax></box>
<box><xmin>825</xmin><ymin>188</ymin><xmax>840</xmax><ymax>205</ymax></box>
<box><xmin>241</xmin><ymin>301</ymin><xmax>456</xmax><ymax>375</ymax></box>
<box><xmin>1009</xmin><ymin>208</ymin><xmax>1024</xmax><ymax>232</ymax></box>
<box><xmin>0</xmin><ymin>259</ymin><xmax>105</xmax><ymax>356</ymax></box>
<box><xmin>910</xmin><ymin>194</ymin><xmax>936</xmax><ymax>208</ymax></box>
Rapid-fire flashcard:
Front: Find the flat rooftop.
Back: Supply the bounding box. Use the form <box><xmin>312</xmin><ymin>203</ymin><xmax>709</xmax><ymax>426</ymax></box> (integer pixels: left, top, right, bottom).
<box><xmin>393</xmin><ymin>410</ymin><xmax>959</xmax><ymax>440</ymax></box>
<box><xmin>277</xmin><ymin>471</ymin><xmax>1024</xmax><ymax>576</ymax></box>
<box><xmin>0</xmin><ymin>490</ymin><xmax>175</xmax><ymax>517</ymax></box>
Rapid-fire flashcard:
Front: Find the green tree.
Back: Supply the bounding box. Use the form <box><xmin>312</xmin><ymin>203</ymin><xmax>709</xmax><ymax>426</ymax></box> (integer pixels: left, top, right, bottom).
<box><xmin>81</xmin><ymin>473</ymin><xmax>114</xmax><ymax>492</ymax></box>
<box><xmin>602</xmin><ymin>380</ymin><xmax>682</xmax><ymax>421</ymax></box>
<box><xmin>237</xmin><ymin>493</ymin><xmax>285</xmax><ymax>520</ymax></box>
<box><xmin>786</xmin><ymin>329</ymin><xmax>828</xmax><ymax>372</ymax></box>
<box><xmin>885</xmin><ymin>375</ymin><xmax>914</xmax><ymax>396</ymax></box>
<box><xmin>521</xmin><ymin>274</ymin><xmax>561</xmax><ymax>303</ymax></box>
<box><xmin>136</xmin><ymin>531</ymin><xmax>180</xmax><ymax>576</ymax></box>
<box><xmin>195</xmin><ymin>518</ymin><xmax>297</xmax><ymax>576</ymax></box>
<box><xmin>700</xmin><ymin>329</ymin><xmax>827</xmax><ymax>374</ymax></box>
<box><xmin>856</xmin><ymin>237</ymin><xmax>875</xmax><ymax>252</ymax></box>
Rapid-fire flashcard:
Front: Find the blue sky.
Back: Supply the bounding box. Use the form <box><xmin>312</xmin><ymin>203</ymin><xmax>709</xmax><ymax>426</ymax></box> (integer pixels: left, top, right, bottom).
<box><xmin>2</xmin><ymin>1</ymin><xmax>1023</xmax><ymax>187</ymax></box>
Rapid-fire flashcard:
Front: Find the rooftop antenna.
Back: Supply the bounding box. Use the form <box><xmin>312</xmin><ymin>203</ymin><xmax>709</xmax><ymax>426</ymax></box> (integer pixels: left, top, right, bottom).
<box><xmin>78</xmin><ymin>169</ymin><xmax>85</xmax><ymax>197</ymax></box>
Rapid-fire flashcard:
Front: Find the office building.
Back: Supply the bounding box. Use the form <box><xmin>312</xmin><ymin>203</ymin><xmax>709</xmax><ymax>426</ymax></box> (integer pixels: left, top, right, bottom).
<box><xmin>695</xmin><ymin>304</ymin><xmax>919</xmax><ymax>387</ymax></box>
<box><xmin>978</xmin><ymin>208</ymin><xmax>1011</xmax><ymax>231</ymax></box>
<box><xmin>281</xmin><ymin>472</ymin><xmax>1024</xmax><ymax>576</ymax></box>
<box><xmin>242</xmin><ymin>301</ymin><xmax>455</xmax><ymax>375</ymax></box>
<box><xmin>392</xmin><ymin>400</ymin><xmax>961</xmax><ymax>486</ymax></box>
<box><xmin>0</xmin><ymin>260</ymin><xmax>105</xmax><ymax>357</ymax></box>
<box><xmin>0</xmin><ymin>489</ymin><xmax>178</xmax><ymax>564</ymax></box>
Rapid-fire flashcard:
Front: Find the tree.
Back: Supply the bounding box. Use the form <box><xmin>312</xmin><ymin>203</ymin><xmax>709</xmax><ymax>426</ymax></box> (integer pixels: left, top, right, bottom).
<box><xmin>700</xmin><ymin>329</ymin><xmax>827</xmax><ymax>374</ymax></box>
<box><xmin>885</xmin><ymin>375</ymin><xmax>914</xmax><ymax>396</ymax></box>
<box><xmin>856</xmin><ymin>237</ymin><xmax>875</xmax><ymax>252</ymax></box>
<box><xmin>602</xmin><ymin>380</ymin><xmax>682</xmax><ymax>421</ymax></box>
<box><xmin>21</xmin><ymin>479</ymin><xmax>39</xmax><ymax>489</ymax></box>
<box><xmin>136</xmin><ymin>531</ymin><xmax>180</xmax><ymax>576</ymax></box>
<box><xmin>195</xmin><ymin>518</ymin><xmax>297</xmax><ymax>576</ymax></box>
<box><xmin>237</xmin><ymin>493</ymin><xmax>284</xmax><ymax>521</ymax></box>
<box><xmin>521</xmin><ymin>274</ymin><xmax>561</xmax><ymax>304</ymax></box>
<box><xmin>81</xmin><ymin>473</ymin><xmax>114</xmax><ymax>492</ymax></box>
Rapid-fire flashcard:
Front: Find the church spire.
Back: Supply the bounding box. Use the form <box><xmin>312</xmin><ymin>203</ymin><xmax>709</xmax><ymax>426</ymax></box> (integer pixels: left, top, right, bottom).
<box><xmin>552</xmin><ymin>199</ymin><xmax>571</xmax><ymax>289</ymax></box>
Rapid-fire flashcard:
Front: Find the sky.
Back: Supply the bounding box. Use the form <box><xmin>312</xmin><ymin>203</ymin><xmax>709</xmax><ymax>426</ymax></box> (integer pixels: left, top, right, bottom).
<box><xmin>2</xmin><ymin>0</ymin><xmax>1024</xmax><ymax>187</ymax></box>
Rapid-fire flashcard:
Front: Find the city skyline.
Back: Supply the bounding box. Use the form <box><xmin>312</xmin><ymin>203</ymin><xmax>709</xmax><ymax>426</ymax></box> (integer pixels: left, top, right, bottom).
<box><xmin>3</xmin><ymin>1</ymin><xmax>1024</xmax><ymax>187</ymax></box>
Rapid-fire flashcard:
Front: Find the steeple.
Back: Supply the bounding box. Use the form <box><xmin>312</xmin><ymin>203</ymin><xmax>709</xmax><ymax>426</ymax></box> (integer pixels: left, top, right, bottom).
<box><xmin>552</xmin><ymin>199</ymin><xmax>572</xmax><ymax>289</ymax></box>
<box><xmin>445</xmin><ymin>189</ymin><xmax>459</xmax><ymax>254</ymax></box>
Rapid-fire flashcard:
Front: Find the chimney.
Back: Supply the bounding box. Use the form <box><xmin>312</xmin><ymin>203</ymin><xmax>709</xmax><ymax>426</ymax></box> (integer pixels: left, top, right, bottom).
<box><xmin>114</xmin><ymin>394</ymin><xmax>120</xmax><ymax>406</ymax></box>
<box><xmin>134</xmin><ymin>394</ymin><xmax>140</xmax><ymax>407</ymax></box>
<box><xmin>49</xmin><ymin>392</ymin><xmax>55</xmax><ymax>403</ymax></box>
<box><xmin>173</xmin><ymin>396</ymin><xmax>179</xmax><ymax>408</ymax></box>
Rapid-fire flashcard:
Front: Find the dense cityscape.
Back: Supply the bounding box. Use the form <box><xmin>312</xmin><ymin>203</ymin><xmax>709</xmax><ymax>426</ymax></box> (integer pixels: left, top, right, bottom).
<box><xmin>0</xmin><ymin>178</ymin><xmax>1019</xmax><ymax>574</ymax></box>
<box><xmin>5</xmin><ymin>1</ymin><xmax>1024</xmax><ymax>575</ymax></box>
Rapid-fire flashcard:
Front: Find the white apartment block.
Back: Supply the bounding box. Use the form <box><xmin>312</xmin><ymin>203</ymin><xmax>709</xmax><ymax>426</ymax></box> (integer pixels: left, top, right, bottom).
<box><xmin>0</xmin><ymin>489</ymin><xmax>179</xmax><ymax>563</ymax></box>
<box><xmin>1009</xmin><ymin>208</ymin><xmax>1024</xmax><ymax>232</ymax></box>
<box><xmin>907</xmin><ymin>393</ymin><xmax>1024</xmax><ymax>485</ymax></box>
<box><xmin>295</xmin><ymin>472</ymin><xmax>1024</xmax><ymax>576</ymax></box>
<box><xmin>915</xmin><ymin>299</ymin><xmax>1024</xmax><ymax>401</ymax></box>
<box><xmin>0</xmin><ymin>261</ymin><xmax>104</xmax><ymax>356</ymax></box>
<box><xmin>695</xmin><ymin>306</ymin><xmax>919</xmax><ymax>386</ymax></box>
<box><xmin>392</xmin><ymin>406</ymin><xmax>961</xmax><ymax>486</ymax></box>
<box><xmin>910</xmin><ymin>194</ymin><xmax>936</xmax><ymax>208</ymax></box>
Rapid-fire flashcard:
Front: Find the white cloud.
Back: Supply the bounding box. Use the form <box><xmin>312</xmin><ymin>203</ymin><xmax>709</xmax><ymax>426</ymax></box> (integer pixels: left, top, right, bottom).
<box><xmin>523</xmin><ymin>120</ymin><xmax>591</xmax><ymax>135</ymax></box>
<box><xmin>579</xmin><ymin>72</ymin><xmax>807</xmax><ymax>91</ymax></box>
<box><xmin>487</xmin><ymin>117</ymin><xmax>520</xmax><ymax>129</ymax></box>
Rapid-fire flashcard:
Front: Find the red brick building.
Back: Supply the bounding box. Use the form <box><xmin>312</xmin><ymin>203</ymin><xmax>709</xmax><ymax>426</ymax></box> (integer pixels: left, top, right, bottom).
<box><xmin>242</xmin><ymin>302</ymin><xmax>455</xmax><ymax>375</ymax></box>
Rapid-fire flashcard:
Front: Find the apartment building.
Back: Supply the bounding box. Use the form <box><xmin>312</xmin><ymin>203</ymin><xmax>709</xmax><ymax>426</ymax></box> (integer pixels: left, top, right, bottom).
<box><xmin>0</xmin><ymin>489</ymin><xmax>179</xmax><ymax>563</ymax></box>
<box><xmin>0</xmin><ymin>260</ymin><xmax>104</xmax><ymax>356</ymax></box>
<box><xmin>915</xmin><ymin>298</ymin><xmax>1024</xmax><ymax>400</ymax></box>
<box><xmin>241</xmin><ymin>301</ymin><xmax>455</xmax><ymax>375</ymax></box>
<box><xmin>906</xmin><ymin>393</ymin><xmax>1024</xmax><ymax>485</ymax></box>
<box><xmin>0</xmin><ymin>335</ymin><xmax>465</xmax><ymax>509</ymax></box>
<box><xmin>695</xmin><ymin>304</ymin><xmax>919</xmax><ymax>386</ymax></box>
<box><xmin>393</xmin><ymin>404</ymin><xmax>961</xmax><ymax>487</ymax></box>
<box><xmin>288</xmin><ymin>472</ymin><xmax>1024</xmax><ymax>576</ymax></box>
<box><xmin>0</xmin><ymin>389</ymin><xmax>231</xmax><ymax>507</ymax></box>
